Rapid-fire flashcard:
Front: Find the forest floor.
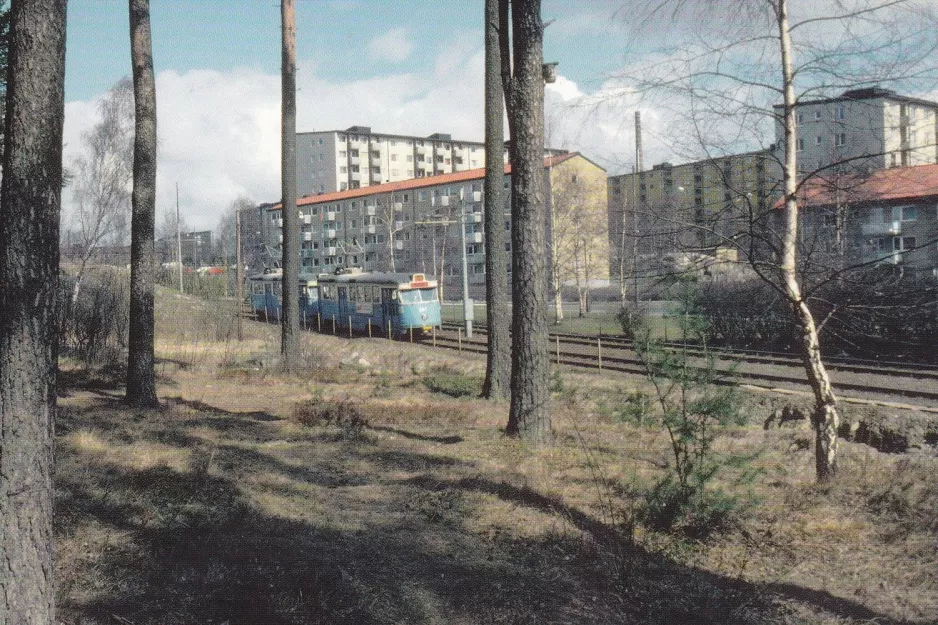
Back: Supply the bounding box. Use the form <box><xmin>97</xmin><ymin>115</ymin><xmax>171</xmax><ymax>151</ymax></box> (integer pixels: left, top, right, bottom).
<box><xmin>54</xmin><ymin>288</ymin><xmax>938</xmax><ymax>625</ymax></box>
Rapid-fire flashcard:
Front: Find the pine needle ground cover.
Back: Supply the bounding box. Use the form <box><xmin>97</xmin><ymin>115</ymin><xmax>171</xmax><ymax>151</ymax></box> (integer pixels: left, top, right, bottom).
<box><xmin>53</xmin><ymin>288</ymin><xmax>938</xmax><ymax>625</ymax></box>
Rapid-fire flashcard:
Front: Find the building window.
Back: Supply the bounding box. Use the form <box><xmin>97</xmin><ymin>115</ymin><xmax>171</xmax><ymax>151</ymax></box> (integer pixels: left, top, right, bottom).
<box><xmin>835</xmin><ymin>132</ymin><xmax>847</xmax><ymax>147</ymax></box>
<box><xmin>892</xmin><ymin>206</ymin><xmax>917</xmax><ymax>222</ymax></box>
<box><xmin>814</xmin><ymin>110</ymin><xmax>822</xmax><ymax>120</ymax></box>
<box><xmin>339</xmin><ymin>166</ymin><xmax>347</xmax><ymax>174</ymax></box>
<box><xmin>796</xmin><ymin>138</ymin><xmax>804</xmax><ymax>152</ymax></box>
<box><xmin>797</xmin><ymin>112</ymin><xmax>804</xmax><ymax>123</ymax></box>
<box><xmin>837</xmin><ymin>106</ymin><xmax>845</xmax><ymax>120</ymax></box>
<box><xmin>815</xmin><ymin>136</ymin><xmax>822</xmax><ymax>145</ymax></box>
<box><xmin>894</xmin><ymin>236</ymin><xmax>916</xmax><ymax>251</ymax></box>
<box><xmin>391</xmin><ymin>154</ymin><xmax>398</xmax><ymax>161</ymax></box>
<box><xmin>339</xmin><ymin>150</ymin><xmax>347</xmax><ymax>158</ymax></box>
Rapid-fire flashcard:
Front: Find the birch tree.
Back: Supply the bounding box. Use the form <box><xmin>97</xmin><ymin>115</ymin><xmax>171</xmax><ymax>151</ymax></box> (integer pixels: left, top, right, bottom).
<box><xmin>68</xmin><ymin>77</ymin><xmax>134</xmax><ymax>305</ymax></box>
<box><xmin>0</xmin><ymin>0</ymin><xmax>67</xmax><ymax>620</ymax></box>
<box><xmin>624</xmin><ymin>0</ymin><xmax>938</xmax><ymax>481</ymax></box>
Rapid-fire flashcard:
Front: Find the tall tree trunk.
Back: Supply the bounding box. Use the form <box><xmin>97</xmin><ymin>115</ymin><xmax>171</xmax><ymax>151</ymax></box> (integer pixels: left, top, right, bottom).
<box><xmin>0</xmin><ymin>0</ymin><xmax>67</xmax><ymax>621</ymax></box>
<box><xmin>280</xmin><ymin>0</ymin><xmax>300</xmax><ymax>368</ymax></box>
<box><xmin>126</xmin><ymin>0</ymin><xmax>159</xmax><ymax>408</ymax></box>
<box><xmin>501</xmin><ymin>0</ymin><xmax>551</xmax><ymax>441</ymax></box>
<box><xmin>776</xmin><ymin>0</ymin><xmax>839</xmax><ymax>482</ymax></box>
<box><xmin>552</xmin><ymin>265</ymin><xmax>564</xmax><ymax>324</ymax></box>
<box><xmin>482</xmin><ymin>0</ymin><xmax>510</xmax><ymax>400</ymax></box>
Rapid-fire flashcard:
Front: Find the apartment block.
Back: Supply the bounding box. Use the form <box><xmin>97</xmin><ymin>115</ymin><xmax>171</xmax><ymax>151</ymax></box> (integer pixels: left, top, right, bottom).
<box><xmin>776</xmin><ymin>87</ymin><xmax>938</xmax><ymax>174</ymax></box>
<box><xmin>296</xmin><ymin>126</ymin><xmax>491</xmax><ymax>196</ymax></box>
<box><xmin>789</xmin><ymin>163</ymin><xmax>938</xmax><ymax>275</ymax></box>
<box><xmin>257</xmin><ymin>152</ymin><xmax>607</xmax><ymax>297</ymax></box>
<box><xmin>607</xmin><ymin>150</ymin><xmax>779</xmax><ymax>282</ymax></box>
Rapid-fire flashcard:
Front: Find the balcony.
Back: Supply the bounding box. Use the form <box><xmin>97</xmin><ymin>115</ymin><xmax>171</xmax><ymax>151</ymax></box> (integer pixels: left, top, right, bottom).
<box><xmin>364</xmin><ymin>205</ymin><xmax>376</xmax><ymax>216</ymax></box>
<box><xmin>394</xmin><ymin>240</ymin><xmax>404</xmax><ymax>250</ymax></box>
<box><xmin>467</xmin><ymin>252</ymin><xmax>485</xmax><ymax>264</ymax></box>
<box><xmin>393</xmin><ymin>220</ymin><xmax>403</xmax><ymax>231</ymax></box>
<box><xmin>866</xmin><ymin>250</ymin><xmax>902</xmax><ymax>265</ymax></box>
<box><xmin>469</xmin><ymin>232</ymin><xmax>483</xmax><ymax>244</ymax></box>
<box><xmin>324</xmin><ymin>228</ymin><xmax>337</xmax><ymax>239</ymax></box>
<box><xmin>302</xmin><ymin>215</ymin><xmax>312</xmax><ymax>224</ymax></box>
<box><xmin>274</xmin><ymin>218</ymin><xmax>283</xmax><ymax>228</ymax></box>
<box><xmin>861</xmin><ymin>221</ymin><xmax>901</xmax><ymax>236</ymax></box>
<box><xmin>393</xmin><ymin>202</ymin><xmax>403</xmax><ymax>212</ymax></box>
<box><xmin>324</xmin><ymin>247</ymin><xmax>338</xmax><ymax>256</ymax></box>
<box><xmin>364</xmin><ymin>224</ymin><xmax>376</xmax><ymax>234</ymax></box>
<box><xmin>303</xmin><ymin>232</ymin><xmax>313</xmax><ymax>241</ymax></box>
<box><xmin>350</xmin><ymin>172</ymin><xmax>361</xmax><ymax>181</ymax></box>
<box><xmin>371</xmin><ymin>157</ymin><xmax>383</xmax><ymax>167</ymax></box>
<box><xmin>324</xmin><ymin>211</ymin><xmax>336</xmax><ymax>221</ymax></box>
<box><xmin>472</xmin><ymin>190</ymin><xmax>482</xmax><ymax>203</ymax></box>
<box><xmin>469</xmin><ymin>212</ymin><xmax>483</xmax><ymax>223</ymax></box>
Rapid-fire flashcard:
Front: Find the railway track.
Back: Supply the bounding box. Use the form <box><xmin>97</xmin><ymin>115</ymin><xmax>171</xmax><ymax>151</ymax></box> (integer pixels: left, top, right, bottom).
<box><xmin>438</xmin><ymin>322</ymin><xmax>938</xmax><ymax>382</ymax></box>
<box><xmin>428</xmin><ymin>324</ymin><xmax>938</xmax><ymax>408</ymax></box>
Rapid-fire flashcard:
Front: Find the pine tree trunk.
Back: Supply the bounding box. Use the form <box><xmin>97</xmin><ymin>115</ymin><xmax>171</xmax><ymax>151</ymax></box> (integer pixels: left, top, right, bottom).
<box><xmin>503</xmin><ymin>0</ymin><xmax>551</xmax><ymax>441</ymax></box>
<box><xmin>776</xmin><ymin>0</ymin><xmax>839</xmax><ymax>482</ymax></box>
<box><xmin>126</xmin><ymin>0</ymin><xmax>159</xmax><ymax>408</ymax></box>
<box><xmin>280</xmin><ymin>0</ymin><xmax>300</xmax><ymax>369</ymax></box>
<box><xmin>0</xmin><ymin>1</ymin><xmax>67</xmax><ymax>621</ymax></box>
<box><xmin>482</xmin><ymin>0</ymin><xmax>510</xmax><ymax>400</ymax></box>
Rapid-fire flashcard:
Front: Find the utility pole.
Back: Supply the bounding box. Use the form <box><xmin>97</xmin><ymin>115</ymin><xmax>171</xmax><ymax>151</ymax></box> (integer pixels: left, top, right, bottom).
<box><xmin>459</xmin><ymin>201</ymin><xmax>473</xmax><ymax>338</ymax></box>
<box><xmin>176</xmin><ymin>182</ymin><xmax>184</xmax><ymax>293</ymax></box>
<box><xmin>416</xmin><ymin>197</ymin><xmax>473</xmax><ymax>338</ymax></box>
<box><xmin>236</xmin><ymin>209</ymin><xmax>244</xmax><ymax>341</ymax></box>
<box><xmin>633</xmin><ymin>111</ymin><xmax>643</xmax><ymax>308</ymax></box>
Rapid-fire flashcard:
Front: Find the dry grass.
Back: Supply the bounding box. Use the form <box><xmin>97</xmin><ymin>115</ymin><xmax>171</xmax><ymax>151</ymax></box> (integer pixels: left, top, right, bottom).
<box><xmin>52</xmin><ymin>290</ymin><xmax>938</xmax><ymax>624</ymax></box>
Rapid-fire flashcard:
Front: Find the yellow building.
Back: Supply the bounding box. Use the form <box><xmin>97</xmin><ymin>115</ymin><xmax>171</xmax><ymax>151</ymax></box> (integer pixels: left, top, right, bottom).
<box><xmin>607</xmin><ymin>150</ymin><xmax>780</xmax><ymax>284</ymax></box>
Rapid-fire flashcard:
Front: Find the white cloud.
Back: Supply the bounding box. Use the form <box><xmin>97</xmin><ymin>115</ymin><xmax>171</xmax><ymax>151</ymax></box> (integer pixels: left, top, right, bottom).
<box><xmin>61</xmin><ymin>41</ymin><xmax>489</xmax><ymax>233</ymax></box>
<box><xmin>59</xmin><ymin>40</ymin><xmax>710</xmax><ymax>236</ymax></box>
<box><xmin>367</xmin><ymin>28</ymin><xmax>414</xmax><ymax>63</ymax></box>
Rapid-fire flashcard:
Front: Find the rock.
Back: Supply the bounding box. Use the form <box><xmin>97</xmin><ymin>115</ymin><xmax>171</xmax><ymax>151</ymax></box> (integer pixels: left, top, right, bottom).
<box><xmin>764</xmin><ymin>404</ymin><xmax>810</xmax><ymax>430</ymax></box>
<box><xmin>838</xmin><ymin>419</ymin><xmax>861</xmax><ymax>440</ymax></box>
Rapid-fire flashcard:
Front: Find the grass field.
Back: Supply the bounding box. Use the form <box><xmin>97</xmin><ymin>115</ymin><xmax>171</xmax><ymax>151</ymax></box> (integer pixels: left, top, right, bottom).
<box><xmin>440</xmin><ymin>301</ymin><xmax>680</xmax><ymax>338</ymax></box>
<box><xmin>53</xmin><ymin>286</ymin><xmax>938</xmax><ymax>624</ymax></box>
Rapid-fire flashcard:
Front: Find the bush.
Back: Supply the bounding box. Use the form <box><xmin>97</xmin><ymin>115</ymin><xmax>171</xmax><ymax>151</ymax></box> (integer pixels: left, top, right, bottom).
<box><xmin>423</xmin><ymin>366</ymin><xmax>481</xmax><ymax>398</ymax></box>
<box><xmin>60</xmin><ymin>268</ymin><xmax>130</xmax><ymax>369</ymax></box>
<box><xmin>631</xmin><ymin>279</ymin><xmax>749</xmax><ymax>538</ymax></box>
<box><xmin>293</xmin><ymin>398</ymin><xmax>368</xmax><ymax>439</ymax></box>
<box><xmin>640</xmin><ymin>476</ymin><xmax>741</xmax><ymax>539</ymax></box>
<box><xmin>616</xmin><ymin>307</ymin><xmax>646</xmax><ymax>341</ymax></box>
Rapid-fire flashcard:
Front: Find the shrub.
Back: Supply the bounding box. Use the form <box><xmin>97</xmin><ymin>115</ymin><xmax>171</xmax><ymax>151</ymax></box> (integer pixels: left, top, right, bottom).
<box><xmin>60</xmin><ymin>268</ymin><xmax>130</xmax><ymax>369</ymax></box>
<box><xmin>423</xmin><ymin>366</ymin><xmax>481</xmax><ymax>398</ymax></box>
<box><xmin>631</xmin><ymin>279</ymin><xmax>749</xmax><ymax>538</ymax></box>
<box><xmin>294</xmin><ymin>398</ymin><xmax>368</xmax><ymax>439</ymax></box>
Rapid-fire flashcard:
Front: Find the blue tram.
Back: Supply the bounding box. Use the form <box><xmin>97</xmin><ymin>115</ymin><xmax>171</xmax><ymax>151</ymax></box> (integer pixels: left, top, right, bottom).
<box><xmin>246</xmin><ymin>269</ymin><xmax>319</xmax><ymax>323</ymax></box>
<box><xmin>317</xmin><ymin>269</ymin><xmax>441</xmax><ymax>334</ymax></box>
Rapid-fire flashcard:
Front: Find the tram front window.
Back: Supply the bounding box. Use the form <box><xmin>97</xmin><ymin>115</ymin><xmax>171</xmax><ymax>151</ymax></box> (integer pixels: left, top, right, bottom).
<box><xmin>399</xmin><ymin>288</ymin><xmax>438</xmax><ymax>304</ymax></box>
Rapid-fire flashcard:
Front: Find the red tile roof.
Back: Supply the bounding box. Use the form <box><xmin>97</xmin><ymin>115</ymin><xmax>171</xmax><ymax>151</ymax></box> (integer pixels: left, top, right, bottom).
<box><xmin>790</xmin><ymin>163</ymin><xmax>938</xmax><ymax>208</ymax></box>
<box><xmin>269</xmin><ymin>152</ymin><xmax>580</xmax><ymax>211</ymax></box>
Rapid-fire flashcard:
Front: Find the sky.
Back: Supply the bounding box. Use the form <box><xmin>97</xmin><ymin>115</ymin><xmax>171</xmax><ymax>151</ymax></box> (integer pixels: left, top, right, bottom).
<box><xmin>62</xmin><ymin>0</ymin><xmax>938</xmax><ymax>233</ymax></box>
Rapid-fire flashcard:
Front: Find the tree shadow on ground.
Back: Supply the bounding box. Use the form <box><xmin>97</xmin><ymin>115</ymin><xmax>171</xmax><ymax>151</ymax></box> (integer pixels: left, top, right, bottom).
<box><xmin>55</xmin><ymin>394</ymin><xmax>917</xmax><ymax>625</ymax></box>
